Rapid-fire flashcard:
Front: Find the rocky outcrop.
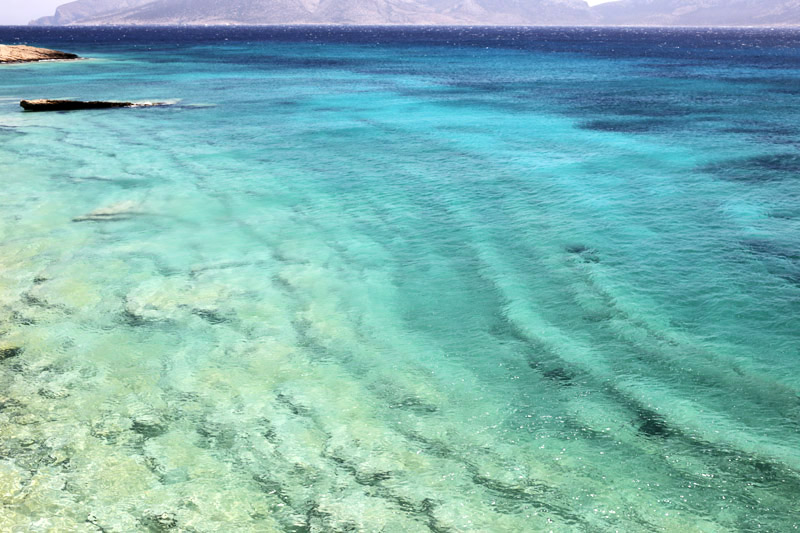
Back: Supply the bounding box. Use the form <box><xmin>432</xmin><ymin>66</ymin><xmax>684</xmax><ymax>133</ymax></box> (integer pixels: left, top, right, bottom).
<box><xmin>0</xmin><ymin>45</ymin><xmax>79</xmax><ymax>64</ymax></box>
<box><xmin>20</xmin><ymin>100</ymin><xmax>165</xmax><ymax>112</ymax></box>
<box><xmin>21</xmin><ymin>100</ymin><xmax>133</xmax><ymax>111</ymax></box>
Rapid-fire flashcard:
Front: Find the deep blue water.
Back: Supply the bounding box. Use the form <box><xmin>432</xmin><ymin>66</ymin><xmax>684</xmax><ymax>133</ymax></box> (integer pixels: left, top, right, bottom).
<box><xmin>1</xmin><ymin>25</ymin><xmax>799</xmax><ymax>532</ymax></box>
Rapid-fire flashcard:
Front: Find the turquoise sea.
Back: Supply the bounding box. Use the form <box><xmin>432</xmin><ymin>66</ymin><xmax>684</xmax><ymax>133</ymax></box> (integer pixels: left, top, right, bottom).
<box><xmin>1</xmin><ymin>26</ymin><xmax>799</xmax><ymax>531</ymax></box>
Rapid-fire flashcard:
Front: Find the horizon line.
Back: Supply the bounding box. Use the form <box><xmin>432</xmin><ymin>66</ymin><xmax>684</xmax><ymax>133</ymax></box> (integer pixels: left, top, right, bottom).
<box><xmin>3</xmin><ymin>23</ymin><xmax>800</xmax><ymax>29</ymax></box>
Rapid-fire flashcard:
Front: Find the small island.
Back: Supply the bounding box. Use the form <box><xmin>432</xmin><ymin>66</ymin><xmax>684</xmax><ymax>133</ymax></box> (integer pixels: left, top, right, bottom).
<box><xmin>0</xmin><ymin>44</ymin><xmax>80</xmax><ymax>64</ymax></box>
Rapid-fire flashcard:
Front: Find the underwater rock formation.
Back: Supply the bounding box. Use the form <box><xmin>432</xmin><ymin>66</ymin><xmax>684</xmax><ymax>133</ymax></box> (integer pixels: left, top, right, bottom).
<box><xmin>72</xmin><ymin>200</ymin><xmax>143</xmax><ymax>222</ymax></box>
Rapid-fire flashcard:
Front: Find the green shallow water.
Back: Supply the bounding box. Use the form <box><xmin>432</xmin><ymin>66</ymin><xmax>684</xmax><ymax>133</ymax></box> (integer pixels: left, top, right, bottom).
<box><xmin>0</xmin><ymin>26</ymin><xmax>799</xmax><ymax>531</ymax></box>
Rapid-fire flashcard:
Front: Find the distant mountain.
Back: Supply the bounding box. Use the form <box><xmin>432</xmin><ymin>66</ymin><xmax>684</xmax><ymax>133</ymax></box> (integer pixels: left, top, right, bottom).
<box><xmin>29</xmin><ymin>0</ymin><xmax>800</xmax><ymax>26</ymax></box>
<box><xmin>33</xmin><ymin>0</ymin><xmax>154</xmax><ymax>25</ymax></box>
<box><xmin>594</xmin><ymin>0</ymin><xmax>800</xmax><ymax>26</ymax></box>
<box><xmin>31</xmin><ymin>0</ymin><xmax>597</xmax><ymax>25</ymax></box>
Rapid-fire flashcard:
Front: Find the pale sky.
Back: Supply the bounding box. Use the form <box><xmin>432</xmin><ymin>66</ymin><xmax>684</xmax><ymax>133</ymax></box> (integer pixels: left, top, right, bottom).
<box><xmin>0</xmin><ymin>0</ymin><xmax>621</xmax><ymax>25</ymax></box>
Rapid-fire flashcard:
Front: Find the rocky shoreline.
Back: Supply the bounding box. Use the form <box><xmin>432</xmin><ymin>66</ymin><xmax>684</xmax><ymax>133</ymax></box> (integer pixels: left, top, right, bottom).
<box><xmin>0</xmin><ymin>45</ymin><xmax>80</xmax><ymax>64</ymax></box>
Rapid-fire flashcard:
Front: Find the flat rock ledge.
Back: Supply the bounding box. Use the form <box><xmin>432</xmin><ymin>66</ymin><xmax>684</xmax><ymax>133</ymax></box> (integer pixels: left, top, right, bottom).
<box><xmin>0</xmin><ymin>45</ymin><xmax>79</xmax><ymax>64</ymax></box>
<box><xmin>20</xmin><ymin>100</ymin><xmax>165</xmax><ymax>112</ymax></box>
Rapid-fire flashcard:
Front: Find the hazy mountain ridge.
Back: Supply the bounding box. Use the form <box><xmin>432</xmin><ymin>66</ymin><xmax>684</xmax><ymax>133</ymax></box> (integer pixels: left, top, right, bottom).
<box><xmin>34</xmin><ymin>0</ymin><xmax>154</xmax><ymax>25</ymax></box>
<box><xmin>594</xmin><ymin>0</ymin><xmax>800</xmax><ymax>26</ymax></box>
<box><xmin>37</xmin><ymin>0</ymin><xmax>597</xmax><ymax>25</ymax></box>
<box><xmin>30</xmin><ymin>0</ymin><xmax>800</xmax><ymax>26</ymax></box>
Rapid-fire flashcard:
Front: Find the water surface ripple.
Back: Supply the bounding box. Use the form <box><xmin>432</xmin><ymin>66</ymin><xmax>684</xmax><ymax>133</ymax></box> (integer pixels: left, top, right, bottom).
<box><xmin>0</xmin><ymin>26</ymin><xmax>799</xmax><ymax>532</ymax></box>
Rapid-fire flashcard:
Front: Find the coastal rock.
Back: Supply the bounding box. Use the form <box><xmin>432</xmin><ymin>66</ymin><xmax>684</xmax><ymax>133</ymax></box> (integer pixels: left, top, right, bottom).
<box><xmin>21</xmin><ymin>99</ymin><xmax>167</xmax><ymax>112</ymax></box>
<box><xmin>21</xmin><ymin>99</ymin><xmax>142</xmax><ymax>112</ymax></box>
<box><xmin>0</xmin><ymin>45</ymin><xmax>79</xmax><ymax>64</ymax></box>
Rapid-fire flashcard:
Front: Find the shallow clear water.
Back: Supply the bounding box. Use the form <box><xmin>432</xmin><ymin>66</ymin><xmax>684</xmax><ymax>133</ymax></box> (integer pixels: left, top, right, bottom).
<box><xmin>1</xmin><ymin>26</ymin><xmax>799</xmax><ymax>532</ymax></box>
